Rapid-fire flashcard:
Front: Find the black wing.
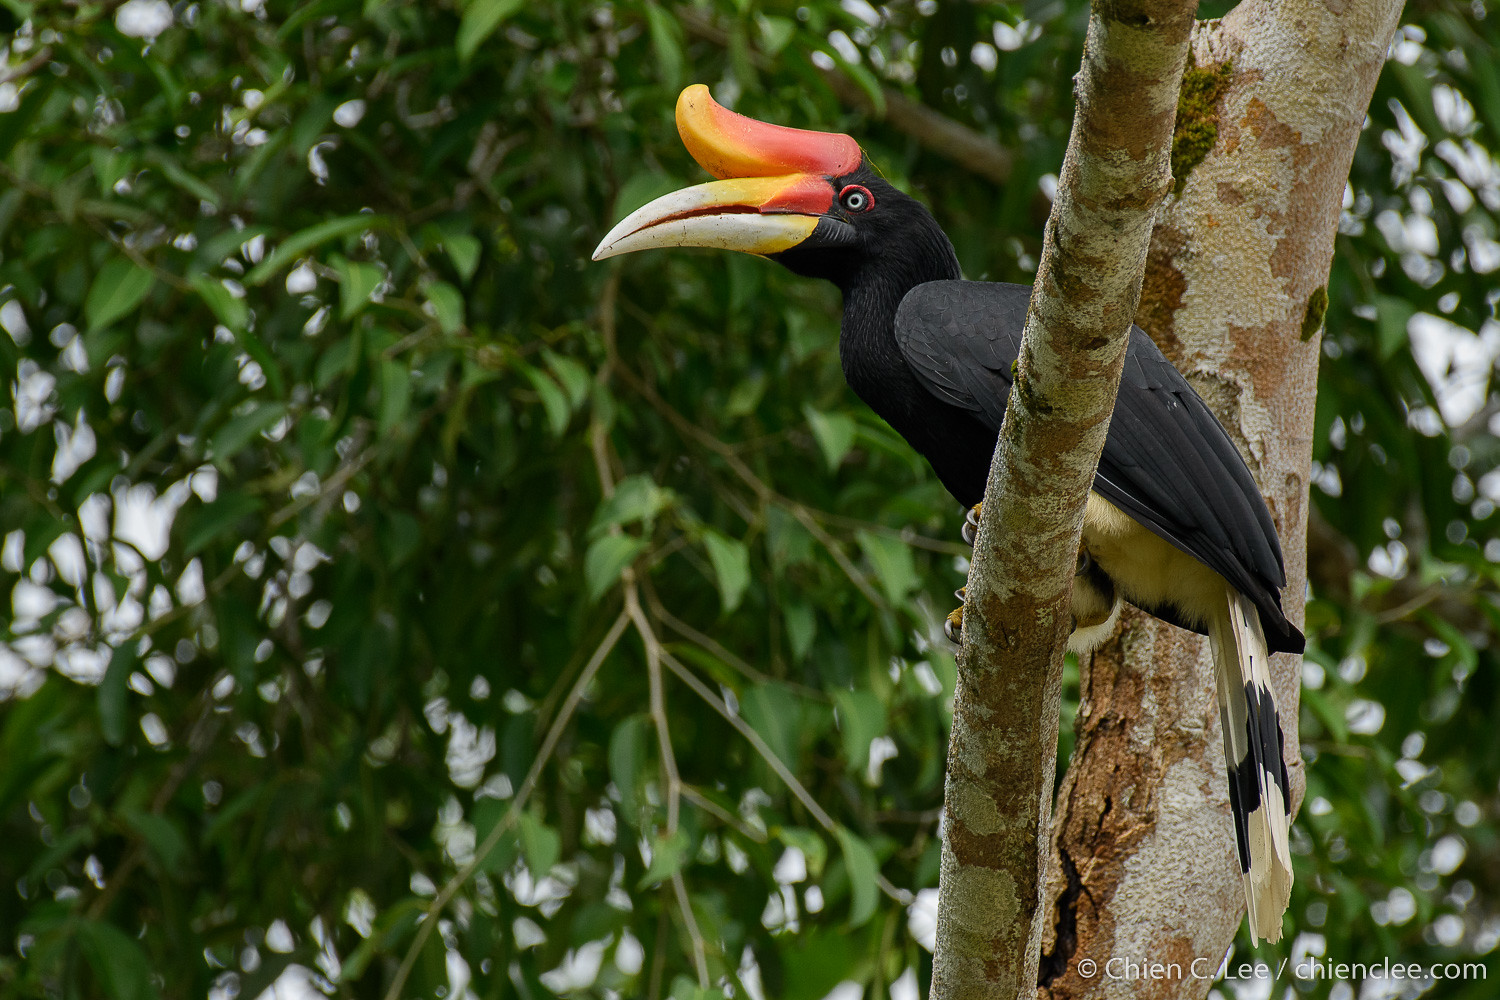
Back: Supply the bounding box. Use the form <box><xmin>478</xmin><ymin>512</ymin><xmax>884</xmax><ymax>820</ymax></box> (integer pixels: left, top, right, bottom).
<box><xmin>893</xmin><ymin>279</ymin><xmax>1301</xmax><ymax>653</ymax></box>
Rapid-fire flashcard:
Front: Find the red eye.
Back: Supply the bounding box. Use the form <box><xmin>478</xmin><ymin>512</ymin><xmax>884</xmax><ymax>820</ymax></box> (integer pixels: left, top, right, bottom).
<box><xmin>838</xmin><ymin>184</ymin><xmax>874</xmax><ymax>213</ymax></box>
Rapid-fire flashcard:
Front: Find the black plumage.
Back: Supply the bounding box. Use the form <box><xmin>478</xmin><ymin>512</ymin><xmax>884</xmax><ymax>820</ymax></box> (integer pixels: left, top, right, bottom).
<box><xmin>596</xmin><ymin>115</ymin><xmax>1300</xmax><ymax>939</ymax></box>
<box><xmin>778</xmin><ymin>166</ymin><xmax>1300</xmax><ymax>940</ymax></box>
<box><xmin>774</xmin><ymin>168</ymin><xmax>1303</xmax><ymax>655</ymax></box>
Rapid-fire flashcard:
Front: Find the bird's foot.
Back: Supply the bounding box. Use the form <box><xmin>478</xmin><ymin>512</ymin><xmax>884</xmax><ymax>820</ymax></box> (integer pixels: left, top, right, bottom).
<box><xmin>945</xmin><ymin>587</ymin><xmax>966</xmax><ymax>643</ymax></box>
<box><xmin>952</xmin><ymin>506</ymin><xmax>980</xmax><ymax>641</ymax></box>
<box><xmin>962</xmin><ymin>504</ymin><xmax>981</xmax><ymax>546</ymax></box>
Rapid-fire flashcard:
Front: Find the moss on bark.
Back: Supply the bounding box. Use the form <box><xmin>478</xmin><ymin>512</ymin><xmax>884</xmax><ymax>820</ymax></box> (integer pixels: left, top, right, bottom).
<box><xmin>1170</xmin><ymin>59</ymin><xmax>1234</xmax><ymax>192</ymax></box>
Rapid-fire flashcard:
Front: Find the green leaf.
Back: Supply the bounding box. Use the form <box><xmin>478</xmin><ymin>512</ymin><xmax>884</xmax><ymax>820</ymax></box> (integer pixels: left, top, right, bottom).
<box><xmin>584</xmin><ymin>534</ymin><xmax>645</xmax><ymax>602</ymax></box>
<box><xmin>830</xmin><ymin>51</ymin><xmax>886</xmax><ymax>116</ymax></box>
<box><xmin>804</xmin><ymin>405</ymin><xmax>857</xmax><ymax>472</ymax></box>
<box><xmin>756</xmin><ymin>15</ymin><xmax>796</xmax><ymax>55</ymax></box>
<box><xmin>592</xmin><ymin>474</ymin><xmax>674</xmax><ymax>537</ymax></box>
<box><xmin>784</xmin><ymin>600</ymin><xmax>816</xmax><ymax>661</ymax></box>
<box><xmin>78</xmin><ymin>921</ymin><xmax>160</xmax><ymax>1000</ymax></box>
<box><xmin>835</xmin><ymin>826</ymin><xmax>879</xmax><ymax>928</ymax></box>
<box><xmin>518</xmin><ymin>811</ymin><xmax>561</xmax><ymax>876</ymax></box>
<box><xmin>543</xmin><ymin>350</ymin><xmax>592</xmax><ymax>410</ymax></box>
<box><xmin>1374</xmin><ymin>294</ymin><xmax>1414</xmax><ymax>359</ymax></box>
<box><xmin>608</xmin><ymin>715</ymin><xmax>650</xmax><ymax>819</ymax></box>
<box><xmin>669</xmin><ymin>980</ymin><xmax>726</xmax><ymax>1000</ymax></box>
<box><xmin>1421</xmin><ymin>610</ymin><xmax>1478</xmax><ymax>677</ymax></box>
<box><xmin>472</xmin><ymin>801</ymin><xmax>520</xmax><ymax>874</ymax></box>
<box><xmin>1303</xmin><ymin>685</ymin><xmax>1349</xmax><ymax>744</ymax></box>
<box><xmin>122</xmin><ymin>807</ymin><xmax>191</xmax><ymax>871</ymax></box>
<box><xmin>209</xmin><ymin>403</ymin><xmax>288</xmax><ymax>464</ymax></box>
<box><xmin>613</xmin><ymin>172</ymin><xmax>684</xmax><ymax>222</ymax></box>
<box><xmin>85</xmin><ymin>257</ymin><xmax>154</xmax><ymax>332</ymax></box>
<box><xmin>179</xmin><ymin>492</ymin><xmax>263</xmax><ymax>557</ymax></box>
<box><xmin>191</xmin><ymin>275</ymin><xmax>249</xmax><ymax>333</ymax></box>
<box><xmin>20</xmin><ymin>517</ymin><xmax>64</xmax><ymax>571</ymax></box>
<box><xmin>146</xmin><ymin>149</ymin><xmax>223</xmax><ymax>207</ymax></box>
<box><xmin>833</xmin><ymin>690</ymin><xmax>886</xmax><ymax>773</ymax></box>
<box><xmin>457</xmin><ymin>0</ymin><xmax>524</xmax><ymax>63</ymax></box>
<box><xmin>424</xmin><ymin>279</ymin><xmax>465</xmax><ymax>334</ymax></box>
<box><xmin>701</xmin><ymin>530</ymin><xmax>750</xmax><ymax>613</ymax></box>
<box><xmin>378</xmin><ymin>360</ymin><xmax>412</xmax><ymax>439</ymax></box>
<box><xmin>765</xmin><ymin>505</ymin><xmax>815</xmax><ymax>571</ymax></box>
<box><xmin>334</xmin><ymin>256</ymin><xmax>384</xmax><ymax>320</ymax></box>
<box><xmin>784</xmin><ymin>308</ymin><xmax>827</xmax><ymax>361</ymax></box>
<box><xmin>644</xmin><ymin>3</ymin><xmax>685</xmax><ymax>90</ymax></box>
<box><xmin>725</xmin><ymin>372</ymin><xmax>766</xmax><ymax>418</ymax></box>
<box><xmin>856</xmin><ymin>530</ymin><xmax>918</xmax><ymax>606</ymax></box>
<box><xmin>637</xmin><ymin>828</ymin><xmax>690</xmax><ymax>889</ymax></box>
<box><xmin>98</xmin><ymin>643</ymin><xmax>137</xmax><ymax>747</ymax></box>
<box><xmin>315</xmin><ymin>332</ymin><xmax>359</xmax><ymax>389</ymax></box>
<box><xmin>741</xmin><ymin>683</ymin><xmax>801</xmax><ymax>770</ymax></box>
<box><xmin>90</xmin><ymin>146</ymin><xmax>130</xmax><ymax>196</ymax></box>
<box><xmin>777</xmin><ymin>826</ymin><xmax>828</xmax><ymax>879</ymax></box>
<box><xmin>382</xmin><ymin>511</ymin><xmax>423</xmax><ymax>568</ymax></box>
<box><xmin>444</xmin><ymin>234</ymin><xmax>482</xmax><ymax>283</ymax></box>
<box><xmin>246</xmin><ymin>215</ymin><xmax>388</xmax><ymax>285</ymax></box>
<box><xmin>523</xmin><ymin>364</ymin><xmax>572</xmax><ymax>436</ymax></box>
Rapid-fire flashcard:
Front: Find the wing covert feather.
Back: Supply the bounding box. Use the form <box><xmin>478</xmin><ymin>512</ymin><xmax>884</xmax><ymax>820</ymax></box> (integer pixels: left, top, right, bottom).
<box><xmin>892</xmin><ymin>280</ymin><xmax>1288</xmax><ymax>633</ymax></box>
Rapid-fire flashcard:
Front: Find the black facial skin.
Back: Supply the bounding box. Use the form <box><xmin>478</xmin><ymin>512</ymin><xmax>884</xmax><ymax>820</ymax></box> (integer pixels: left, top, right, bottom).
<box><xmin>762</xmin><ymin>160</ymin><xmax>978</xmax><ymax>510</ymax></box>
<box><xmin>769</xmin><ymin>163</ymin><xmax>960</xmax><ymax>295</ymax></box>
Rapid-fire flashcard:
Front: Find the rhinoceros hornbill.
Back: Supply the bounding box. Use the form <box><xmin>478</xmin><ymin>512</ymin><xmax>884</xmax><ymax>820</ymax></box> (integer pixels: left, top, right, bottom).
<box><xmin>595</xmin><ymin>84</ymin><xmax>1301</xmax><ymax>943</ymax></box>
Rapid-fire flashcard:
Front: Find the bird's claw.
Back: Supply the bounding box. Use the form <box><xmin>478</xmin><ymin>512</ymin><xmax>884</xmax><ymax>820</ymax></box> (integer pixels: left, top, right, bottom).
<box><xmin>962</xmin><ymin>504</ymin><xmax>981</xmax><ymax>546</ymax></box>
<box><xmin>952</xmin><ymin>509</ymin><xmax>977</xmax><ymax>641</ymax></box>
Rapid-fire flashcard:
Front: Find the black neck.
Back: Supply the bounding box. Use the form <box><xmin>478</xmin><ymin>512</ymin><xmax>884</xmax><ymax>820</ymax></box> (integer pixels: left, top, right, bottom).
<box><xmin>832</xmin><ymin>214</ymin><xmax>991</xmax><ymax>505</ymax></box>
<box><xmin>835</xmin><ymin>217</ymin><xmax>961</xmax><ymax>403</ymax></box>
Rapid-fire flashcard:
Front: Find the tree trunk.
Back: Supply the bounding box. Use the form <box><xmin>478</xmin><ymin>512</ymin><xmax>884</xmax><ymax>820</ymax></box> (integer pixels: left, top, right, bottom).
<box><xmin>1037</xmin><ymin>2</ymin><xmax>1405</xmax><ymax>997</ymax></box>
<box><xmin>930</xmin><ymin>0</ymin><xmax>1199</xmax><ymax>996</ymax></box>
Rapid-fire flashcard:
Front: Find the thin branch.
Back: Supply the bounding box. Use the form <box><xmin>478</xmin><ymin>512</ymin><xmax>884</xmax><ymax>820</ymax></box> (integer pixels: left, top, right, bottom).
<box><xmin>382</xmin><ymin>610</ymin><xmax>630</xmax><ymax>1000</ymax></box>
<box><xmin>1377</xmin><ymin>587</ymin><xmax>1446</xmax><ymax>625</ymax></box>
<box><xmin>624</xmin><ymin>581</ymin><xmax>711</xmax><ymax>986</ymax></box>
<box><xmin>786</xmin><ymin>503</ymin><xmax>886</xmax><ymax>608</ymax></box>
<box><xmin>640</xmin><ymin>579</ymin><xmax>773</xmax><ymax>686</ymax></box>
<box><xmin>659</xmin><ymin>646</ymin><xmax>911</xmax><ymax>906</ymax></box>
<box><xmin>615</xmin><ymin>360</ymin><xmax>888</xmax><ymax>608</ymax></box>
<box><xmin>624</xmin><ymin>586</ymin><xmax>682</xmax><ymax>833</ymax></box>
<box><xmin>267</xmin><ymin>435</ymin><xmax>373</xmax><ymax>530</ymax></box>
<box><xmin>672</xmin><ymin>873</ymin><xmax>711</xmax><ymax>988</ymax></box>
<box><xmin>84</xmin><ymin>699</ymin><xmax>225</xmax><ymax>921</ymax></box>
<box><xmin>0</xmin><ymin>46</ymin><xmax>53</xmax><ymax>86</ymax></box>
<box><xmin>598</xmin><ymin>274</ymin><xmax>711</xmax><ymax>985</ymax></box>
<box><xmin>817</xmin><ymin>513</ymin><xmax>969</xmax><ymax>557</ymax></box>
<box><xmin>681</xmin><ymin>784</ymin><xmax>769</xmax><ymax>843</ymax></box>
<box><xmin>648</xmin><ymin>907</ymin><xmax>670</xmax><ymax>1000</ymax></box>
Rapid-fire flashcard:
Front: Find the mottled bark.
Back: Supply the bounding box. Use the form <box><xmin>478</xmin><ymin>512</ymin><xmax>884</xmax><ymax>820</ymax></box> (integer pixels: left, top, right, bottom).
<box><xmin>1036</xmin><ymin>2</ymin><xmax>1405</xmax><ymax>998</ymax></box>
<box><xmin>930</xmin><ymin>1</ymin><xmax>1198</xmax><ymax>997</ymax></box>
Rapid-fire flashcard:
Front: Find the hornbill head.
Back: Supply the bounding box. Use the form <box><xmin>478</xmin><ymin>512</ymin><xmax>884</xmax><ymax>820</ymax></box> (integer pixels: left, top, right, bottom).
<box><xmin>593</xmin><ymin>85</ymin><xmax>938</xmax><ymax>289</ymax></box>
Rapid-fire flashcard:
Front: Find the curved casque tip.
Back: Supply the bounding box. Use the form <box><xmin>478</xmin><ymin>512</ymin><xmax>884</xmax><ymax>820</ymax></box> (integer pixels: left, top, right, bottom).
<box><xmin>676</xmin><ymin>84</ymin><xmax>862</xmax><ymax>180</ymax></box>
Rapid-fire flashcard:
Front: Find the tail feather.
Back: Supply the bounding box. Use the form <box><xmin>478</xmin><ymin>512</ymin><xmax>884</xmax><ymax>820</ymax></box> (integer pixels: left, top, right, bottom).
<box><xmin>1208</xmin><ymin>588</ymin><xmax>1293</xmax><ymax>944</ymax></box>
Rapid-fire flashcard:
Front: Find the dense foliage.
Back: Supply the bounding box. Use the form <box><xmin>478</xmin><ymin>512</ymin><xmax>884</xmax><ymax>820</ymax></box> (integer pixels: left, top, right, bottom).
<box><xmin>1</xmin><ymin>1</ymin><xmax>1498</xmax><ymax>997</ymax></box>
